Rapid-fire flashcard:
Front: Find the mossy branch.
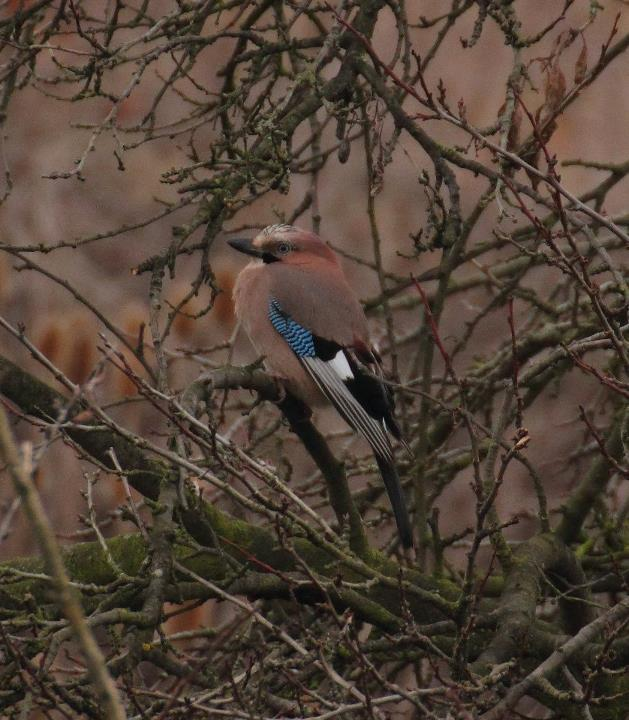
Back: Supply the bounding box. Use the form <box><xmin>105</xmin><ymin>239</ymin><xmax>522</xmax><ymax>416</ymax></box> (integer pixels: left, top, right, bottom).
<box><xmin>0</xmin><ymin>353</ymin><xmax>452</xmax><ymax>626</ymax></box>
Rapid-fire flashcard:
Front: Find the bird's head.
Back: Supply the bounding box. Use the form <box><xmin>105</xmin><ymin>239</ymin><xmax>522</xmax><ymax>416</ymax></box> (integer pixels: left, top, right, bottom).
<box><xmin>227</xmin><ymin>224</ymin><xmax>337</xmax><ymax>265</ymax></box>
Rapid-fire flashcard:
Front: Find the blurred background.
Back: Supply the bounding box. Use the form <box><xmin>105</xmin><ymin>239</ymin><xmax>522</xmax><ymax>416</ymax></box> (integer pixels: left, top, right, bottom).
<box><xmin>0</xmin><ymin>0</ymin><xmax>627</xmax><ymax>633</ymax></box>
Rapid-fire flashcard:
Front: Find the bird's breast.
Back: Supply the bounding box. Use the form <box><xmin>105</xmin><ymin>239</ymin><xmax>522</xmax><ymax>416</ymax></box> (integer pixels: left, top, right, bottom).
<box><xmin>232</xmin><ymin>263</ymin><xmax>324</xmax><ymax>406</ymax></box>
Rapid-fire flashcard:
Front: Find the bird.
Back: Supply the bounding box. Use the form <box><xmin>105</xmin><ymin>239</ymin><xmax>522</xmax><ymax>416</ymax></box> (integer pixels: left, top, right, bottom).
<box><xmin>228</xmin><ymin>223</ymin><xmax>413</xmax><ymax>548</ymax></box>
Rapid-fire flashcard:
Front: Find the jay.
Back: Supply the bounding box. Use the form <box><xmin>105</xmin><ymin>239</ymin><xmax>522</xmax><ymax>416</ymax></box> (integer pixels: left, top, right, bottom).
<box><xmin>228</xmin><ymin>224</ymin><xmax>413</xmax><ymax>548</ymax></box>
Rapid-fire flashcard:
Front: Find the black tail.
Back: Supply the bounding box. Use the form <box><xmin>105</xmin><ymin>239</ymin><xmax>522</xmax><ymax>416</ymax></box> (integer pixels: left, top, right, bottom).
<box><xmin>375</xmin><ymin>455</ymin><xmax>413</xmax><ymax>548</ymax></box>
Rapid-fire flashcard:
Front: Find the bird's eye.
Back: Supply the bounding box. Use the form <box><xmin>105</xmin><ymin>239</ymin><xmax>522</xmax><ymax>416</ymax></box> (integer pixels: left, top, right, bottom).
<box><xmin>277</xmin><ymin>242</ymin><xmax>291</xmax><ymax>255</ymax></box>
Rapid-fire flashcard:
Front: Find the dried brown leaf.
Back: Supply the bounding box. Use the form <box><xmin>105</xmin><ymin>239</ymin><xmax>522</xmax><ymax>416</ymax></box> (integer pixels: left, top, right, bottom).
<box><xmin>574</xmin><ymin>40</ymin><xmax>588</xmax><ymax>85</ymax></box>
<box><xmin>544</xmin><ymin>64</ymin><xmax>566</xmax><ymax>116</ymax></box>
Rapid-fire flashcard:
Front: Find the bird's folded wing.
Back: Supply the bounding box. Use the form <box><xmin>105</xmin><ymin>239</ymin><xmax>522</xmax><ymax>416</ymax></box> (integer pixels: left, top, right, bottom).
<box><xmin>268</xmin><ymin>298</ymin><xmax>393</xmax><ymax>461</ymax></box>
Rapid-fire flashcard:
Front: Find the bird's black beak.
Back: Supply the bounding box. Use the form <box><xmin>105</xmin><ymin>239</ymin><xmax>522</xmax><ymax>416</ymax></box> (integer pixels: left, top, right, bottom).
<box><xmin>227</xmin><ymin>238</ymin><xmax>264</xmax><ymax>259</ymax></box>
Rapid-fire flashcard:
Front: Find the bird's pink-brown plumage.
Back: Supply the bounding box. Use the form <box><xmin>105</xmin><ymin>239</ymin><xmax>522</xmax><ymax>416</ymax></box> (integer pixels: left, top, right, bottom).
<box><xmin>229</xmin><ymin>224</ymin><xmax>413</xmax><ymax>548</ymax></box>
<box><xmin>234</xmin><ymin>239</ymin><xmax>368</xmax><ymax>406</ymax></box>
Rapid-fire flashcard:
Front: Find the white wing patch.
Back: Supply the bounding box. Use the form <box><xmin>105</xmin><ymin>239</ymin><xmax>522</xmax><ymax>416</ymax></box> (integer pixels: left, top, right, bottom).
<box><xmin>328</xmin><ymin>350</ymin><xmax>354</xmax><ymax>380</ymax></box>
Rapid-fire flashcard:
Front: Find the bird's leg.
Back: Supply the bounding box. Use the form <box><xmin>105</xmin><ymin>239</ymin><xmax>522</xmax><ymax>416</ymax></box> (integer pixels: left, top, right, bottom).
<box><xmin>271</xmin><ymin>378</ymin><xmax>287</xmax><ymax>405</ymax></box>
<box><xmin>278</xmin><ymin>392</ymin><xmax>313</xmax><ymax>425</ymax></box>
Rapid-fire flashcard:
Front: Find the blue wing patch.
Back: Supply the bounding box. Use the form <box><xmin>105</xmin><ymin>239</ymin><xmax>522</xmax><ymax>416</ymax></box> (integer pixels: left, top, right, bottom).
<box><xmin>268</xmin><ymin>298</ymin><xmax>315</xmax><ymax>358</ymax></box>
